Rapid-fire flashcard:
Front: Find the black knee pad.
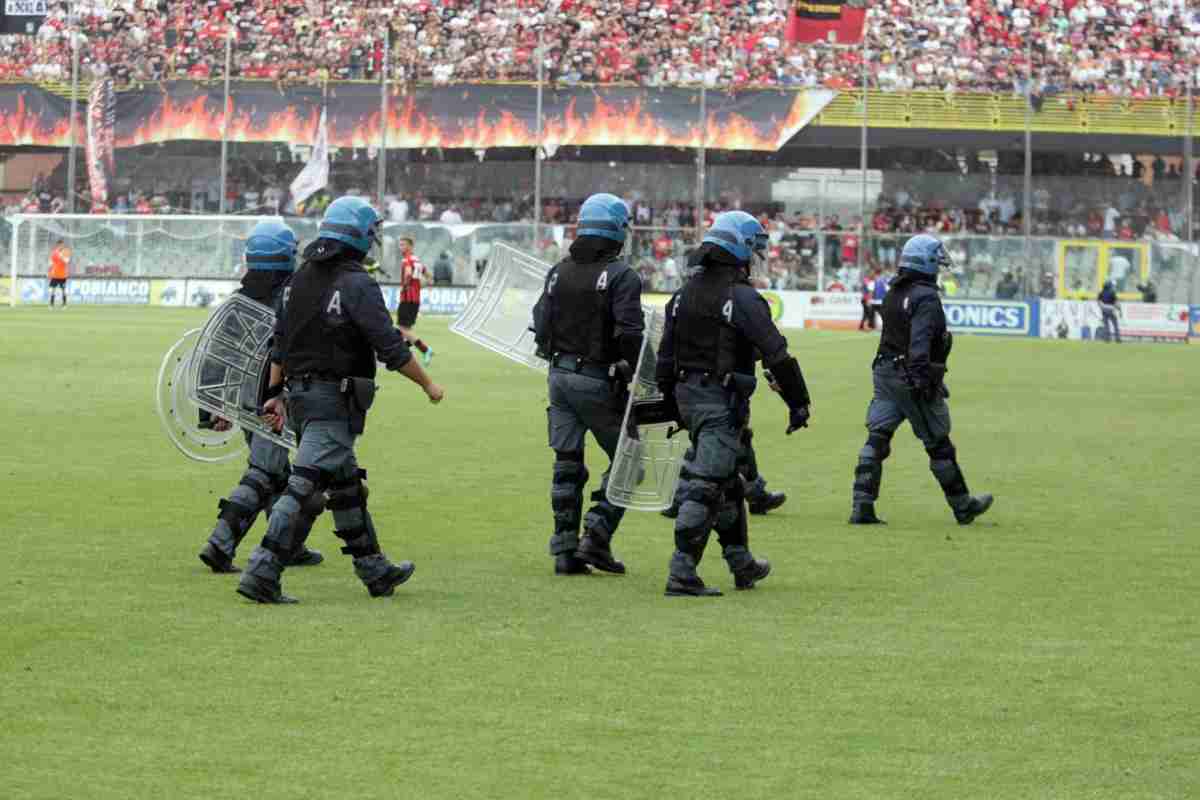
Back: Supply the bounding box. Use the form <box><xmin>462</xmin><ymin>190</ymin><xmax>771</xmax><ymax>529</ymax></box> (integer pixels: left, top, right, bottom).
<box><xmin>867</xmin><ymin>431</ymin><xmax>893</xmax><ymax>461</ymax></box>
<box><xmin>238</xmin><ymin>468</ymin><xmax>274</xmax><ymax>503</ymax></box>
<box><xmin>684</xmin><ymin>480</ymin><xmax>722</xmax><ymax>507</ymax></box>
<box><xmin>286</xmin><ymin>466</ymin><xmax>327</xmax><ymax>501</ymax></box>
<box><xmin>925</xmin><ymin>437</ymin><xmax>956</xmax><ymax>463</ymax></box>
<box><xmin>217</xmin><ymin>497</ymin><xmax>255</xmax><ymax>526</ymax></box>
<box><xmin>300</xmin><ymin>492</ymin><xmax>327</xmax><ymax>521</ymax></box>
<box><xmin>327</xmin><ymin>476</ymin><xmax>365</xmax><ymax>512</ymax></box>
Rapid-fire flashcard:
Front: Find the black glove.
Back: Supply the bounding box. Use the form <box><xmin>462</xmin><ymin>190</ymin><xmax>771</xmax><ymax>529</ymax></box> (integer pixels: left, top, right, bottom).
<box><xmin>613</xmin><ymin>360</ymin><xmax>634</xmax><ymax>384</ymax></box>
<box><xmin>787</xmin><ymin>404</ymin><xmax>810</xmax><ymax>434</ymax></box>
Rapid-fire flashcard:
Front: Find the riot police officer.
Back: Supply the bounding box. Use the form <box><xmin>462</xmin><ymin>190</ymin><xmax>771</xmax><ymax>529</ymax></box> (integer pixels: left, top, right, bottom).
<box><xmin>848</xmin><ymin>233</ymin><xmax>992</xmax><ymax>526</ymax></box>
<box><xmin>237</xmin><ymin>196</ymin><xmax>445</xmax><ymax>604</ymax></box>
<box><xmin>532</xmin><ymin>193</ymin><xmax>644</xmax><ymax>576</ymax></box>
<box><xmin>197</xmin><ymin>218</ymin><xmax>325</xmax><ymax>574</ymax></box>
<box><xmin>656</xmin><ymin>211</ymin><xmax>813</xmax><ymax>597</ymax></box>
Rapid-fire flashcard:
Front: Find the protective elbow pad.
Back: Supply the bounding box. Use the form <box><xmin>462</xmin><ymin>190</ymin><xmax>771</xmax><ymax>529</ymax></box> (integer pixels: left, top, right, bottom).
<box><xmin>767</xmin><ymin>355</ymin><xmax>811</xmax><ymax>409</ymax></box>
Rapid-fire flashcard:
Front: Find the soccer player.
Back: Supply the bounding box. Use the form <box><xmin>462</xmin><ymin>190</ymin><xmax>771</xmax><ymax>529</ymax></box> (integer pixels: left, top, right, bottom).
<box><xmin>48</xmin><ymin>240</ymin><xmax>71</xmax><ymax>308</ymax></box>
<box><xmin>397</xmin><ymin>237</ymin><xmax>434</xmax><ymax>365</ymax></box>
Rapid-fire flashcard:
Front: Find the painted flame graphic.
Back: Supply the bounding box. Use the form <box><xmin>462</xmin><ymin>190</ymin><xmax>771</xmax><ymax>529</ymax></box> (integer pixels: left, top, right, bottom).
<box><xmin>118</xmin><ymin>94</ymin><xmax>322</xmax><ymax>148</ymax></box>
<box><xmin>1</xmin><ymin>86</ymin><xmax>834</xmax><ymax>152</ymax></box>
<box><xmin>0</xmin><ymin>94</ymin><xmax>77</xmax><ymax>146</ymax></box>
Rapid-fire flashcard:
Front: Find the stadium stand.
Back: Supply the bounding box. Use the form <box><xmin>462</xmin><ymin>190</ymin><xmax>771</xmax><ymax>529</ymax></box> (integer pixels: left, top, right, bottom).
<box><xmin>0</xmin><ymin>1</ymin><xmax>1195</xmax><ymax>91</ymax></box>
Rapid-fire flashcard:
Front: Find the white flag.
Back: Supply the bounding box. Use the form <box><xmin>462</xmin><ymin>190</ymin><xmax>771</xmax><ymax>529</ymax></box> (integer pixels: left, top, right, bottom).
<box><xmin>290</xmin><ymin>108</ymin><xmax>329</xmax><ymax>208</ymax></box>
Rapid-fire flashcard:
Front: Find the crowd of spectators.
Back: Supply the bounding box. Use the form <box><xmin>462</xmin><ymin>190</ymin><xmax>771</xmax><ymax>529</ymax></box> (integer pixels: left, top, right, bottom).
<box><xmin>0</xmin><ymin>0</ymin><xmax>1198</xmax><ymax>94</ymax></box>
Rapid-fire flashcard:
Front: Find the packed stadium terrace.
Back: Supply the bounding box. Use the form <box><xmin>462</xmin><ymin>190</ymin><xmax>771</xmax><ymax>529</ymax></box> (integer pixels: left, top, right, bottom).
<box><xmin>0</xmin><ymin>0</ymin><xmax>1197</xmax><ymax>91</ymax></box>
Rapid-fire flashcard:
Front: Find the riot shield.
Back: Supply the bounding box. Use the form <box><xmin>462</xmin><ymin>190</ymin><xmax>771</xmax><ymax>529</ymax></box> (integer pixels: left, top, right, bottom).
<box><xmin>450</xmin><ymin>241</ymin><xmax>550</xmax><ymax>370</ymax></box>
<box><xmin>605</xmin><ymin>309</ymin><xmax>688</xmax><ymax>511</ymax></box>
<box><xmin>188</xmin><ymin>293</ymin><xmax>297</xmax><ymax>453</ymax></box>
<box><xmin>156</xmin><ymin>328</ymin><xmax>248</xmax><ymax>463</ymax></box>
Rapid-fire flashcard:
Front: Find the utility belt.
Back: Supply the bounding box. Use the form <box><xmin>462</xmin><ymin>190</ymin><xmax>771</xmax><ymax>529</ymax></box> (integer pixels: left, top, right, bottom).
<box><xmin>873</xmin><ymin>353</ymin><xmax>948</xmax><ymax>395</ymax></box>
<box><xmin>676</xmin><ymin>368</ymin><xmax>756</xmax><ymax>428</ymax></box>
<box><xmin>550</xmin><ymin>352</ymin><xmax>627</xmax><ymax>383</ymax></box>
<box><xmin>676</xmin><ymin>368</ymin><xmax>756</xmax><ymax>395</ymax></box>
<box><xmin>285</xmin><ymin>372</ymin><xmax>344</xmax><ymax>390</ymax></box>
<box><xmin>285</xmin><ymin>374</ymin><xmax>377</xmax><ymax>435</ymax></box>
<box><xmin>871</xmin><ymin>353</ymin><xmax>905</xmax><ymax>371</ymax></box>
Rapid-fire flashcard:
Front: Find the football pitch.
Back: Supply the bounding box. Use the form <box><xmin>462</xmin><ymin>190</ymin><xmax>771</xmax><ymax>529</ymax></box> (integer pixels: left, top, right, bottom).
<box><xmin>1</xmin><ymin>306</ymin><xmax>1197</xmax><ymax>799</ymax></box>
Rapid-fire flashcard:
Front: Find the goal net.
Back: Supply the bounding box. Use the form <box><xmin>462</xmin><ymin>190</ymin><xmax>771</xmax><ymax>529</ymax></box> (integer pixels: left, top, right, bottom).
<box><xmin>5</xmin><ymin>213</ymin><xmax>544</xmax><ymax>307</ymax></box>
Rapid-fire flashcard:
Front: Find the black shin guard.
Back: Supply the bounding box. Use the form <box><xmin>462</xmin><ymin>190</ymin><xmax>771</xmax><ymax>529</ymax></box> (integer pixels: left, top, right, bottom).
<box><xmin>853</xmin><ymin>431</ymin><xmax>893</xmax><ymax>503</ymax></box>
<box><xmin>673</xmin><ymin>479</ymin><xmax>721</xmax><ymax>563</ymax></box>
<box><xmin>550</xmin><ymin>451</ymin><xmax>588</xmax><ymax>555</ymax></box>
<box><xmin>216</xmin><ymin>498</ymin><xmax>258</xmax><ymax>548</ymax></box>
<box><xmin>926</xmin><ymin>437</ymin><xmax>969</xmax><ymax>504</ymax></box>
<box><xmin>328</xmin><ymin>470</ymin><xmax>378</xmax><ymax>556</ymax></box>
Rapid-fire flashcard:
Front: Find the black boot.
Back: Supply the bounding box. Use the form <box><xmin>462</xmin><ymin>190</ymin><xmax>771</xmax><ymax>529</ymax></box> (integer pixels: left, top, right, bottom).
<box><xmin>236</xmin><ymin>549</ymin><xmax>297</xmax><ymax>604</ymax></box>
<box><xmin>954</xmin><ymin>494</ymin><xmax>994</xmax><ymax>525</ymax></box>
<box><xmin>664</xmin><ymin>551</ymin><xmax>721</xmax><ymax>597</ymax></box>
<box><xmin>849</xmin><ymin>502</ymin><xmax>886</xmax><ymax>525</ymax></box>
<box><xmin>660</xmin><ymin>501</ymin><xmax>680</xmax><ymax>519</ymax></box>
<box><xmin>198</xmin><ymin>542</ymin><xmax>240</xmax><ymax>573</ymax></box>
<box><xmin>554</xmin><ymin>554</ymin><xmax>591</xmax><ymax>575</ymax></box>
<box><xmin>723</xmin><ymin>545</ymin><xmax>771</xmax><ymax>590</ymax></box>
<box><xmin>733</xmin><ymin>559</ymin><xmax>771</xmax><ymax>590</ymax></box>
<box><xmin>747</xmin><ymin>490</ymin><xmax>787</xmax><ymax>515</ymax></box>
<box><xmin>664</xmin><ymin>574</ymin><xmax>722</xmax><ymax>597</ymax></box>
<box><xmin>236</xmin><ymin>575</ymin><xmax>298</xmax><ymax>604</ymax></box>
<box><xmin>577</xmin><ymin>528</ymin><xmax>626</xmax><ymax>574</ymax></box>
<box><xmin>366</xmin><ymin>560</ymin><xmax>416</xmax><ymax>597</ymax></box>
<box><xmin>284</xmin><ymin>546</ymin><xmax>324</xmax><ymax>567</ymax></box>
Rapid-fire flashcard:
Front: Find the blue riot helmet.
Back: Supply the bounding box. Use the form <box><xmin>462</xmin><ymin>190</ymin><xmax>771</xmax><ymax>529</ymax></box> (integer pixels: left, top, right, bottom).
<box><xmin>703</xmin><ymin>210</ymin><xmax>768</xmax><ymax>266</ymax></box>
<box><xmin>244</xmin><ymin>218</ymin><xmax>298</xmax><ymax>271</ymax></box>
<box><xmin>318</xmin><ymin>195</ymin><xmax>382</xmax><ymax>254</ymax></box>
<box><xmin>576</xmin><ymin>193</ymin><xmax>630</xmax><ymax>243</ymax></box>
<box><xmin>898</xmin><ymin>233</ymin><xmax>952</xmax><ymax>275</ymax></box>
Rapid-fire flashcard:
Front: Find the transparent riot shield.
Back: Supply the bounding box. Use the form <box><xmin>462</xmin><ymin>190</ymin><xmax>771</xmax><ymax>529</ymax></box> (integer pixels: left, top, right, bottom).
<box><xmin>606</xmin><ymin>309</ymin><xmax>687</xmax><ymax>511</ymax></box>
<box><xmin>155</xmin><ymin>328</ymin><xmax>248</xmax><ymax>463</ymax></box>
<box><xmin>187</xmin><ymin>293</ymin><xmax>297</xmax><ymax>453</ymax></box>
<box><xmin>450</xmin><ymin>242</ymin><xmax>550</xmax><ymax>370</ymax></box>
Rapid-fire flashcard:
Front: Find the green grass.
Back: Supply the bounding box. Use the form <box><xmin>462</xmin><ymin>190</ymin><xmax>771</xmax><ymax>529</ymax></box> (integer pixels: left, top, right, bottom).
<box><xmin>1</xmin><ymin>306</ymin><xmax>1198</xmax><ymax>800</ymax></box>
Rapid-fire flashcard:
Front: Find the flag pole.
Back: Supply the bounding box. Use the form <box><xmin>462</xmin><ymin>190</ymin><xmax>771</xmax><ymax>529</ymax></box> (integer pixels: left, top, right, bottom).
<box><xmin>219</xmin><ymin>29</ymin><xmax>233</xmax><ymax>215</ymax></box>
<box><xmin>66</xmin><ymin>0</ymin><xmax>80</xmax><ymax>213</ymax></box>
<box><xmin>376</xmin><ymin>27</ymin><xmax>390</xmax><ymax>213</ymax></box>
<box><xmin>857</xmin><ymin>29</ymin><xmax>868</xmax><ymax>279</ymax></box>
<box><xmin>534</xmin><ymin>20</ymin><xmax>544</xmax><ymax>249</ymax></box>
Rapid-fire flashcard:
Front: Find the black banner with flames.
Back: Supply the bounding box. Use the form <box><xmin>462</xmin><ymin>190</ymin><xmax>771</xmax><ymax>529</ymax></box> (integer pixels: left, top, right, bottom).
<box><xmin>0</xmin><ymin>82</ymin><xmax>836</xmax><ymax>152</ymax></box>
